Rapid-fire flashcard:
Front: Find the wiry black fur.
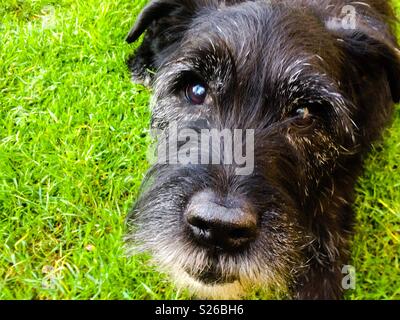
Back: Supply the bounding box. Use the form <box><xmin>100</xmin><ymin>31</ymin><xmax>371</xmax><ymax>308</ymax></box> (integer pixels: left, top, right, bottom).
<box><xmin>125</xmin><ymin>0</ymin><xmax>400</xmax><ymax>299</ymax></box>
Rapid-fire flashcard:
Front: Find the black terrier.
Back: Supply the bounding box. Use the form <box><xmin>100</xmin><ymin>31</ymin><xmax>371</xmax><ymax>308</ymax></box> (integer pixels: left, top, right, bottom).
<box><xmin>124</xmin><ymin>0</ymin><xmax>400</xmax><ymax>299</ymax></box>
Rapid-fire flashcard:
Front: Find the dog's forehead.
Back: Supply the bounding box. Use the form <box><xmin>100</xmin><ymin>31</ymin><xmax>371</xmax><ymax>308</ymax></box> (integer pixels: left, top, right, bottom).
<box><xmin>175</xmin><ymin>2</ymin><xmax>342</xmax><ymax>86</ymax></box>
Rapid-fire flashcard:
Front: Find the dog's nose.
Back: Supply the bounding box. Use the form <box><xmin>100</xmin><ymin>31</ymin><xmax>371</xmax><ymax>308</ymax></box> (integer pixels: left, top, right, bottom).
<box><xmin>185</xmin><ymin>191</ymin><xmax>257</xmax><ymax>250</ymax></box>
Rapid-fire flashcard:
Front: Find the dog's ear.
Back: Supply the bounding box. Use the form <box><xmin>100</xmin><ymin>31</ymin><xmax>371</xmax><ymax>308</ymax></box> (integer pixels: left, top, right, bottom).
<box><xmin>333</xmin><ymin>24</ymin><xmax>400</xmax><ymax>103</ymax></box>
<box><xmin>126</xmin><ymin>0</ymin><xmax>199</xmax><ymax>85</ymax></box>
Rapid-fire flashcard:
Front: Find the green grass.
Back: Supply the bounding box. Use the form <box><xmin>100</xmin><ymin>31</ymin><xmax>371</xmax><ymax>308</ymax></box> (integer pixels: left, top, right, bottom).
<box><xmin>0</xmin><ymin>0</ymin><xmax>399</xmax><ymax>300</ymax></box>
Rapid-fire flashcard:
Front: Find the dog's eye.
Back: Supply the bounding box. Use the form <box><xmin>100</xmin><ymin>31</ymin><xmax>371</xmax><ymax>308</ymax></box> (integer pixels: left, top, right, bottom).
<box><xmin>185</xmin><ymin>83</ymin><xmax>207</xmax><ymax>105</ymax></box>
<box><xmin>291</xmin><ymin>106</ymin><xmax>315</xmax><ymax>128</ymax></box>
<box><xmin>295</xmin><ymin>107</ymin><xmax>310</xmax><ymax>118</ymax></box>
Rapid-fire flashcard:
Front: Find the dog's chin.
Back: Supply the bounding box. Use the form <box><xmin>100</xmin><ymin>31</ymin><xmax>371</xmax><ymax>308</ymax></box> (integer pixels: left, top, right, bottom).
<box><xmin>170</xmin><ymin>266</ymin><xmax>247</xmax><ymax>300</ymax></box>
<box><xmin>165</xmin><ymin>258</ymin><xmax>290</xmax><ymax>299</ymax></box>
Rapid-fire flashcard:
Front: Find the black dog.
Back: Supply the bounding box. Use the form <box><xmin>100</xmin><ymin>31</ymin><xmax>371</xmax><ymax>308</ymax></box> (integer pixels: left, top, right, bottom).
<box><xmin>125</xmin><ymin>0</ymin><xmax>400</xmax><ymax>299</ymax></box>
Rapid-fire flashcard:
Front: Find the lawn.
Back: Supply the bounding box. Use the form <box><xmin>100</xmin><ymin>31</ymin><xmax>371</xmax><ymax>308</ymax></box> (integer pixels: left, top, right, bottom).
<box><xmin>0</xmin><ymin>0</ymin><xmax>399</xmax><ymax>300</ymax></box>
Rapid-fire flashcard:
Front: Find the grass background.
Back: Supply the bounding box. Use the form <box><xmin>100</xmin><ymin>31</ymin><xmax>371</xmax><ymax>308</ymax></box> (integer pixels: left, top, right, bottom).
<box><xmin>0</xmin><ymin>0</ymin><xmax>399</xmax><ymax>300</ymax></box>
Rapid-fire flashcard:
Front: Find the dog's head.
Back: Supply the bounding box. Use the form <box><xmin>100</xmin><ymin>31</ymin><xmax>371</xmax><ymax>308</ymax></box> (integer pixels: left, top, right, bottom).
<box><xmin>125</xmin><ymin>0</ymin><xmax>400</xmax><ymax>299</ymax></box>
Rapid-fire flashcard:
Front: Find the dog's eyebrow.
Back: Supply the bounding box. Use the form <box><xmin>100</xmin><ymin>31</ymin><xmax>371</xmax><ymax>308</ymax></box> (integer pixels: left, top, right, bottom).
<box><xmin>275</xmin><ymin>66</ymin><xmax>356</xmax><ymax>133</ymax></box>
<box><xmin>287</xmin><ymin>77</ymin><xmax>350</xmax><ymax>112</ymax></box>
<box><xmin>163</xmin><ymin>34</ymin><xmax>237</xmax><ymax>82</ymax></box>
<box><xmin>277</xmin><ymin>59</ymin><xmax>346</xmax><ymax>110</ymax></box>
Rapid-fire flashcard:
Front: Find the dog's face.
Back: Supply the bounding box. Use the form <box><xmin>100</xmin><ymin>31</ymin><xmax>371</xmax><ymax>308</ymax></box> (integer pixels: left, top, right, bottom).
<box><xmin>125</xmin><ymin>0</ymin><xmax>400</xmax><ymax>299</ymax></box>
